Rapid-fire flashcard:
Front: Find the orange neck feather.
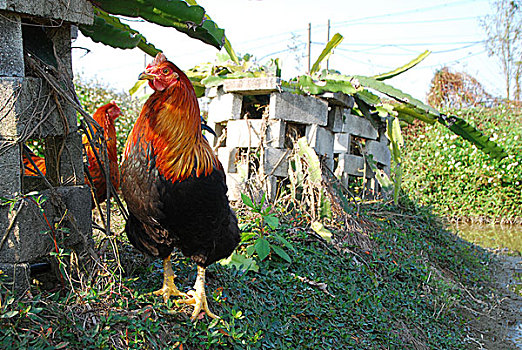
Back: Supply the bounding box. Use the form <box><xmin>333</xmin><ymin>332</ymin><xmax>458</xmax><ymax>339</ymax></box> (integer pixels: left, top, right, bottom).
<box><xmin>125</xmin><ymin>78</ymin><xmax>220</xmax><ymax>182</ymax></box>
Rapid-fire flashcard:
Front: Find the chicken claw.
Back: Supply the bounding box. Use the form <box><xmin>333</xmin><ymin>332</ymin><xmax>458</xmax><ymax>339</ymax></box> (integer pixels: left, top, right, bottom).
<box><xmin>152</xmin><ymin>256</ymin><xmax>187</xmax><ymax>302</ymax></box>
<box><xmin>178</xmin><ymin>266</ymin><xmax>219</xmax><ymax>320</ymax></box>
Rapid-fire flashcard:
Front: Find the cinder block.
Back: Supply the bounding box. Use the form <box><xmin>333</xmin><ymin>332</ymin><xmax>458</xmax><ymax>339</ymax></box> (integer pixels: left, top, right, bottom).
<box><xmin>328</xmin><ymin>106</ymin><xmax>344</xmax><ymax>132</ymax></box>
<box><xmin>337</xmin><ymin>154</ymin><xmax>373</xmax><ymax>178</ymax></box>
<box><xmin>0</xmin><ymin>13</ymin><xmax>24</xmax><ymax>77</ymax></box>
<box><xmin>0</xmin><ymin>185</ymin><xmax>92</xmax><ymax>263</ymax></box>
<box><xmin>0</xmin><ymin>0</ymin><xmax>93</xmax><ymax>25</ymax></box>
<box><xmin>318</xmin><ymin>91</ymin><xmax>354</xmax><ymax>109</ymax></box>
<box><xmin>217</xmin><ymin>147</ymin><xmax>238</xmax><ymax>173</ymax></box>
<box><xmin>45</xmin><ymin>132</ymin><xmax>84</xmax><ymax>186</ymax></box>
<box><xmin>208</xmin><ymin>89</ymin><xmax>242</xmax><ymax>123</ymax></box>
<box><xmin>0</xmin><ymin>262</ymin><xmax>30</xmax><ymax>294</ymax></box>
<box><xmin>305</xmin><ymin>124</ymin><xmax>334</xmax><ymax>157</ymax></box>
<box><xmin>366</xmin><ymin>140</ymin><xmax>391</xmax><ymax>167</ymax></box>
<box><xmin>226</xmin><ymin>119</ymin><xmax>285</xmax><ymax>148</ymax></box>
<box><xmin>0</xmin><ymin>77</ymin><xmax>79</xmax><ymax>140</ymax></box>
<box><xmin>203</xmin><ymin>121</ymin><xmax>225</xmax><ymax>148</ymax></box>
<box><xmin>223</xmin><ymin>77</ymin><xmax>281</xmax><ymax>95</ymax></box>
<box><xmin>342</xmin><ymin>112</ymin><xmax>378</xmax><ymax>140</ymax></box>
<box><xmin>0</xmin><ymin>144</ymin><xmax>21</xmax><ymax>196</ymax></box>
<box><xmin>269</xmin><ymin>92</ymin><xmax>328</xmax><ymax>126</ymax></box>
<box><xmin>265</xmin><ymin>175</ymin><xmax>279</xmax><ymax>201</ymax></box>
<box><xmin>225</xmin><ymin>173</ymin><xmax>246</xmax><ymax>201</ymax></box>
<box><xmin>334</xmin><ymin>133</ymin><xmax>351</xmax><ymax>153</ymax></box>
<box><xmin>263</xmin><ymin>148</ymin><xmax>289</xmax><ymax>177</ymax></box>
<box><xmin>46</xmin><ymin>24</ymin><xmax>73</xmax><ymax>78</ymax></box>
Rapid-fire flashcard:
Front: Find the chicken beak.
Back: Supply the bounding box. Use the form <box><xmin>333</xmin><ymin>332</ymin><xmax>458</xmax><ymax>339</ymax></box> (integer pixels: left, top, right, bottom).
<box><xmin>138</xmin><ymin>72</ymin><xmax>155</xmax><ymax>81</ymax></box>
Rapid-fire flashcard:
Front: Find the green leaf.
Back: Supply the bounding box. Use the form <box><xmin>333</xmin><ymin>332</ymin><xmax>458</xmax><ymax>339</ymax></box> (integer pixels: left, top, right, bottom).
<box><xmin>263</xmin><ymin>214</ymin><xmax>280</xmax><ymax>230</ymax></box>
<box><xmin>0</xmin><ymin>310</ymin><xmax>19</xmax><ymax>319</ymax></box>
<box><xmin>272</xmin><ymin>232</ymin><xmax>296</xmax><ymax>252</ymax></box>
<box><xmin>372</xmin><ymin>50</ymin><xmax>431</xmax><ymax>81</ymax></box>
<box><xmin>245</xmin><ymin>244</ymin><xmax>255</xmax><ymax>257</ymax></box>
<box><xmin>79</xmin><ymin>9</ymin><xmax>161</xmax><ymax>56</ymax></box>
<box><xmin>439</xmin><ymin>115</ymin><xmax>508</xmax><ymax>160</ymax></box>
<box><xmin>219</xmin><ymin>252</ymin><xmax>259</xmax><ymax>272</ymax></box>
<box><xmin>254</xmin><ymin>238</ymin><xmax>271</xmax><ymax>260</ymax></box>
<box><xmin>311</xmin><ymin>221</ymin><xmax>333</xmax><ymax>243</ymax></box>
<box><xmin>129</xmin><ymin>79</ymin><xmax>147</xmax><ymax>96</ymax></box>
<box><xmin>241</xmin><ymin>193</ymin><xmax>255</xmax><ymax>209</ymax></box>
<box><xmin>270</xmin><ymin>244</ymin><xmax>292</xmax><ymax>263</ymax></box>
<box><xmin>90</xmin><ymin>0</ymin><xmax>225</xmax><ymax>50</ymax></box>
<box><xmin>241</xmin><ymin>231</ymin><xmax>257</xmax><ymax>242</ymax></box>
<box><xmin>366</xmin><ymin>155</ymin><xmax>393</xmax><ymax>191</ymax></box>
<box><xmin>184</xmin><ymin>0</ymin><xmax>239</xmax><ymax>64</ymax></box>
<box><xmin>353</xmin><ymin>75</ymin><xmax>440</xmax><ymax>117</ymax></box>
<box><xmin>296</xmin><ymin>137</ymin><xmax>322</xmax><ymax>185</ymax></box>
<box><xmin>297</xmin><ymin>75</ymin><xmax>356</xmax><ymax>96</ymax></box>
<box><xmin>310</xmin><ymin>33</ymin><xmax>343</xmax><ymax>75</ymax></box>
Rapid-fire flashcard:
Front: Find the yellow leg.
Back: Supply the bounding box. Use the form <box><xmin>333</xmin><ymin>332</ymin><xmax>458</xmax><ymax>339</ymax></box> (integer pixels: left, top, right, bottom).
<box><xmin>152</xmin><ymin>255</ymin><xmax>187</xmax><ymax>302</ymax></box>
<box><xmin>178</xmin><ymin>266</ymin><xmax>219</xmax><ymax>321</ymax></box>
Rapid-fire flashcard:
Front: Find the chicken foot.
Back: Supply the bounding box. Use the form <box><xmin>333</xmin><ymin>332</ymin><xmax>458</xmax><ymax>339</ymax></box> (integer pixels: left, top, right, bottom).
<box><xmin>178</xmin><ymin>266</ymin><xmax>219</xmax><ymax>321</ymax></box>
<box><xmin>153</xmin><ymin>255</ymin><xmax>187</xmax><ymax>301</ymax></box>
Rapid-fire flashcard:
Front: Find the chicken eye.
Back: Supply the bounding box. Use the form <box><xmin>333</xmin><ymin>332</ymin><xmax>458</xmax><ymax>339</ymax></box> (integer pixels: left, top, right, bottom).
<box><xmin>162</xmin><ymin>68</ymin><xmax>170</xmax><ymax>75</ymax></box>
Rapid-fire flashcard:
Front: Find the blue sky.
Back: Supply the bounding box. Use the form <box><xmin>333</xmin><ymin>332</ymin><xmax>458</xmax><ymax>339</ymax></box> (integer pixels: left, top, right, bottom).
<box><xmin>72</xmin><ymin>0</ymin><xmax>503</xmax><ymax>101</ymax></box>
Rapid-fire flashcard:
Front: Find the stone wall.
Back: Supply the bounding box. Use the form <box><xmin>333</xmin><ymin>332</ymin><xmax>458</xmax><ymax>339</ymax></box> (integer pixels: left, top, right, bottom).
<box><xmin>203</xmin><ymin>77</ymin><xmax>391</xmax><ymax>201</ymax></box>
<box><xmin>0</xmin><ymin>0</ymin><xmax>93</xmax><ymax>292</ymax></box>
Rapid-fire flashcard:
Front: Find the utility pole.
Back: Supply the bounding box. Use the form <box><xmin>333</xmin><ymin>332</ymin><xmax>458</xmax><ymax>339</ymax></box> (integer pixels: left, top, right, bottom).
<box><xmin>308</xmin><ymin>23</ymin><xmax>312</xmax><ymax>73</ymax></box>
<box><xmin>326</xmin><ymin>19</ymin><xmax>331</xmax><ymax>70</ymax></box>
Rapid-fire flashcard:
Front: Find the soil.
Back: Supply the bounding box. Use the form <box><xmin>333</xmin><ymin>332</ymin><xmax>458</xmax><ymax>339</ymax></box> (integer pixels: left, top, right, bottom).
<box><xmin>465</xmin><ymin>254</ymin><xmax>522</xmax><ymax>349</ymax></box>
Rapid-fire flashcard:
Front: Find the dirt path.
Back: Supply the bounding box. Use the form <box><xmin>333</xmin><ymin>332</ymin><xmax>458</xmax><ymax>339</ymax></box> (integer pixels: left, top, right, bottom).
<box><xmin>470</xmin><ymin>254</ymin><xmax>522</xmax><ymax>349</ymax></box>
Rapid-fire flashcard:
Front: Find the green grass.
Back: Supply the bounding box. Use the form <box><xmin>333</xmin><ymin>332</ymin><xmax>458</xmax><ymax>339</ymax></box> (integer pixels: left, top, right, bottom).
<box><xmin>0</xmin><ymin>199</ymin><xmax>502</xmax><ymax>349</ymax></box>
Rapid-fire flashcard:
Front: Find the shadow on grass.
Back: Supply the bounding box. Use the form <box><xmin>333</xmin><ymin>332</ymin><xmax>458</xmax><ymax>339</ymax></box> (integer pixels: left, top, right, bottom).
<box><xmin>0</xmin><ymin>194</ymin><xmax>519</xmax><ymax>349</ymax></box>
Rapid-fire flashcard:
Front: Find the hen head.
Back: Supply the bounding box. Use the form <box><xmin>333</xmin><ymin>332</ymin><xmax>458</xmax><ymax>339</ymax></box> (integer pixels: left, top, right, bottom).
<box><xmin>139</xmin><ymin>53</ymin><xmax>181</xmax><ymax>92</ymax></box>
<box><xmin>106</xmin><ymin>101</ymin><xmax>122</xmax><ymax>121</ymax></box>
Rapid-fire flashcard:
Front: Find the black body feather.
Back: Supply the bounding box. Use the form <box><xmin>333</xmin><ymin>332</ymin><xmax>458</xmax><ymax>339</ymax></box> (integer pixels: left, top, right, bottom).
<box><xmin>121</xmin><ymin>141</ymin><xmax>240</xmax><ymax>267</ymax></box>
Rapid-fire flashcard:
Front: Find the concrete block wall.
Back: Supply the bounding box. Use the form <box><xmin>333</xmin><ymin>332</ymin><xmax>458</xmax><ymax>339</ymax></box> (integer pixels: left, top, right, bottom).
<box><xmin>0</xmin><ymin>0</ymin><xmax>93</xmax><ymax>292</ymax></box>
<box><xmin>207</xmin><ymin>78</ymin><xmax>392</xmax><ymax>201</ymax></box>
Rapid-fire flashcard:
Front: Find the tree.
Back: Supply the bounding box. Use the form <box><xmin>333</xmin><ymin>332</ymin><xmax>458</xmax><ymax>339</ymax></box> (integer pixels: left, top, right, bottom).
<box><xmin>482</xmin><ymin>0</ymin><xmax>522</xmax><ymax>100</ymax></box>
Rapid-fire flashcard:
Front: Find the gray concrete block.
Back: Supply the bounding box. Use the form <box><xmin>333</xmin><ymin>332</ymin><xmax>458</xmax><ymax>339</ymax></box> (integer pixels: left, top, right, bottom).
<box><xmin>217</xmin><ymin>147</ymin><xmax>237</xmax><ymax>173</ymax></box>
<box><xmin>44</xmin><ymin>132</ymin><xmax>85</xmax><ymax>186</ymax></box>
<box><xmin>208</xmin><ymin>90</ymin><xmax>242</xmax><ymax>123</ymax></box>
<box><xmin>0</xmin><ymin>0</ymin><xmax>93</xmax><ymax>25</ymax></box>
<box><xmin>0</xmin><ymin>144</ymin><xmax>21</xmax><ymax>197</ymax></box>
<box><xmin>334</xmin><ymin>133</ymin><xmax>351</xmax><ymax>154</ymax></box>
<box><xmin>269</xmin><ymin>92</ymin><xmax>328</xmax><ymax>126</ymax></box>
<box><xmin>0</xmin><ymin>13</ymin><xmax>24</xmax><ymax>77</ymax></box>
<box><xmin>225</xmin><ymin>173</ymin><xmax>246</xmax><ymax>201</ymax></box>
<box><xmin>342</xmin><ymin>112</ymin><xmax>378</xmax><ymax>140</ymax></box>
<box><xmin>264</xmin><ymin>148</ymin><xmax>289</xmax><ymax>177</ymax></box>
<box><xmin>0</xmin><ymin>262</ymin><xmax>30</xmax><ymax>294</ymax></box>
<box><xmin>305</xmin><ymin>124</ymin><xmax>334</xmax><ymax>157</ymax></box>
<box><xmin>222</xmin><ymin>77</ymin><xmax>281</xmax><ymax>95</ymax></box>
<box><xmin>0</xmin><ymin>185</ymin><xmax>92</xmax><ymax>263</ymax></box>
<box><xmin>318</xmin><ymin>91</ymin><xmax>354</xmax><ymax>109</ymax></box>
<box><xmin>46</xmin><ymin>24</ymin><xmax>73</xmax><ymax>78</ymax></box>
<box><xmin>0</xmin><ymin>77</ymin><xmax>79</xmax><ymax>140</ymax></box>
<box><xmin>366</xmin><ymin>140</ymin><xmax>391</xmax><ymax>167</ymax></box>
<box><xmin>327</xmin><ymin>106</ymin><xmax>344</xmax><ymax>132</ymax></box>
<box><xmin>226</xmin><ymin>119</ymin><xmax>285</xmax><ymax>148</ymax></box>
<box><xmin>337</xmin><ymin>154</ymin><xmax>373</xmax><ymax>178</ymax></box>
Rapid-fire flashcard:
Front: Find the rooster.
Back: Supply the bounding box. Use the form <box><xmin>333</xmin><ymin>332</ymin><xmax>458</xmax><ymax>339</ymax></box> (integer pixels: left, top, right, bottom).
<box><xmin>120</xmin><ymin>53</ymin><xmax>240</xmax><ymax>320</ymax></box>
<box><xmin>23</xmin><ymin>102</ymin><xmax>122</xmax><ymax>205</ymax></box>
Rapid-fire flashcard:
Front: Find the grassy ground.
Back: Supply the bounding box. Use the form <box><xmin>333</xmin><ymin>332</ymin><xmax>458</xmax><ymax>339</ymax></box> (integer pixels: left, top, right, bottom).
<box><xmin>0</xmin><ymin>195</ymin><xmax>519</xmax><ymax>349</ymax></box>
<box><xmin>402</xmin><ymin>105</ymin><xmax>522</xmax><ymax>223</ymax></box>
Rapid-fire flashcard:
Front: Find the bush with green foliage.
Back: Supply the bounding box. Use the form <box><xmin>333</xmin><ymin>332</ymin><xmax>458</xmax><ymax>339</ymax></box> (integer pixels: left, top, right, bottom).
<box><xmin>402</xmin><ymin>104</ymin><xmax>522</xmax><ymax>222</ymax></box>
<box><xmin>74</xmin><ymin>77</ymin><xmax>141</xmax><ymax>157</ymax></box>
